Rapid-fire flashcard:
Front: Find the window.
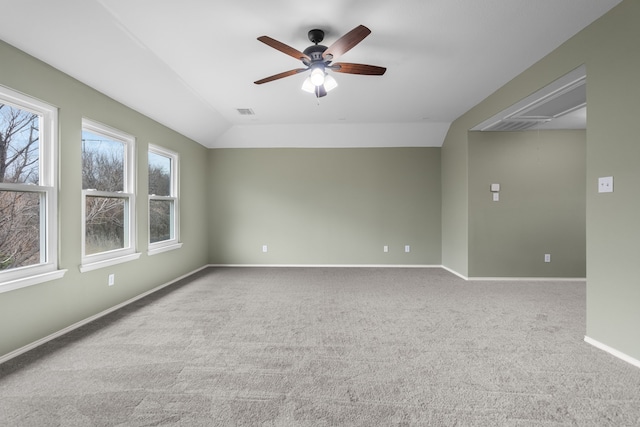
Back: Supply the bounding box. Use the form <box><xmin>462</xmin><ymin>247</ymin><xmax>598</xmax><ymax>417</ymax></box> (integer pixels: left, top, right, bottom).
<box><xmin>0</xmin><ymin>86</ymin><xmax>65</xmax><ymax>292</ymax></box>
<box><xmin>148</xmin><ymin>145</ymin><xmax>181</xmax><ymax>255</ymax></box>
<box><xmin>80</xmin><ymin>119</ymin><xmax>139</xmax><ymax>272</ymax></box>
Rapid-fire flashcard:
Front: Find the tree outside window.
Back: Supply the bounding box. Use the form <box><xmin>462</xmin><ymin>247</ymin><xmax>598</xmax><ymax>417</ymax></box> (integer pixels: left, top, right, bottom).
<box><xmin>0</xmin><ymin>104</ymin><xmax>40</xmax><ymax>270</ymax></box>
<box><xmin>148</xmin><ymin>145</ymin><xmax>180</xmax><ymax>254</ymax></box>
<box><xmin>0</xmin><ymin>87</ymin><xmax>61</xmax><ymax>291</ymax></box>
<box><xmin>80</xmin><ymin>119</ymin><xmax>137</xmax><ymax>271</ymax></box>
<box><xmin>82</xmin><ymin>131</ymin><xmax>126</xmax><ymax>254</ymax></box>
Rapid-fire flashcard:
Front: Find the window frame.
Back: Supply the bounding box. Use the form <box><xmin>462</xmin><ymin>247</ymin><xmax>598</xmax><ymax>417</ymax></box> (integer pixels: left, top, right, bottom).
<box><xmin>0</xmin><ymin>85</ymin><xmax>66</xmax><ymax>293</ymax></box>
<box><xmin>147</xmin><ymin>144</ymin><xmax>182</xmax><ymax>255</ymax></box>
<box><xmin>80</xmin><ymin>118</ymin><xmax>139</xmax><ymax>272</ymax></box>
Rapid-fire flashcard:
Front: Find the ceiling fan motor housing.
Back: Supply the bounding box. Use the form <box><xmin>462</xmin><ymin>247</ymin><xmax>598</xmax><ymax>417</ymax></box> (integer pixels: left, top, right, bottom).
<box><xmin>303</xmin><ymin>29</ymin><xmax>331</xmax><ymax>65</ymax></box>
<box><xmin>303</xmin><ymin>44</ymin><xmax>328</xmax><ymax>63</ymax></box>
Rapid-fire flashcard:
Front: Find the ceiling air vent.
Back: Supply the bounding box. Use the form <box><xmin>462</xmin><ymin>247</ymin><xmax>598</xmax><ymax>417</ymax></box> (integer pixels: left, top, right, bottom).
<box><xmin>236</xmin><ymin>108</ymin><xmax>255</xmax><ymax>116</ymax></box>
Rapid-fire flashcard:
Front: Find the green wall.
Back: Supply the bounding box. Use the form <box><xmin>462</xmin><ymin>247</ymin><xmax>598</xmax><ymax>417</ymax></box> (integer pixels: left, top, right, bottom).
<box><xmin>468</xmin><ymin>130</ymin><xmax>586</xmax><ymax>277</ymax></box>
<box><xmin>0</xmin><ymin>40</ymin><xmax>209</xmax><ymax>358</ymax></box>
<box><xmin>441</xmin><ymin>0</ymin><xmax>640</xmax><ymax>360</ymax></box>
<box><xmin>585</xmin><ymin>1</ymin><xmax>640</xmax><ymax>361</ymax></box>
<box><xmin>208</xmin><ymin>148</ymin><xmax>441</xmax><ymax>265</ymax></box>
<box><xmin>441</xmin><ymin>124</ymin><xmax>469</xmax><ymax>276</ymax></box>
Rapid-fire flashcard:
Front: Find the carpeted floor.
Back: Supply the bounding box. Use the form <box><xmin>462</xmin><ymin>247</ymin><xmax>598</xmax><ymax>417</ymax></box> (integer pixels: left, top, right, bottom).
<box><xmin>1</xmin><ymin>267</ymin><xmax>639</xmax><ymax>426</ymax></box>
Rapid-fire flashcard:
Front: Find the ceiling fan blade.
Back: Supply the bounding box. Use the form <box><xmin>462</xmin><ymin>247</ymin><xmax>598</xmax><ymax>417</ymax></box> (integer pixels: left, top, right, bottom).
<box><xmin>331</xmin><ymin>63</ymin><xmax>386</xmax><ymax>75</ymax></box>
<box><xmin>323</xmin><ymin>25</ymin><xmax>371</xmax><ymax>59</ymax></box>
<box><xmin>254</xmin><ymin>68</ymin><xmax>308</xmax><ymax>85</ymax></box>
<box><xmin>257</xmin><ymin>36</ymin><xmax>310</xmax><ymax>62</ymax></box>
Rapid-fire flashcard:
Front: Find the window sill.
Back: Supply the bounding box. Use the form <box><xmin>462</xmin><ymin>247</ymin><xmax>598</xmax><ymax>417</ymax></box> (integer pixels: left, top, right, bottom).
<box><xmin>79</xmin><ymin>252</ymin><xmax>142</xmax><ymax>273</ymax></box>
<box><xmin>0</xmin><ymin>269</ymin><xmax>68</xmax><ymax>294</ymax></box>
<box><xmin>148</xmin><ymin>242</ymin><xmax>183</xmax><ymax>256</ymax></box>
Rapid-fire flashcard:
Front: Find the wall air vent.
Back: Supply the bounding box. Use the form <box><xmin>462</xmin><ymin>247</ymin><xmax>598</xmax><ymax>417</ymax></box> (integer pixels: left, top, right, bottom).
<box><xmin>236</xmin><ymin>108</ymin><xmax>255</xmax><ymax>116</ymax></box>
<box><xmin>471</xmin><ymin>65</ymin><xmax>586</xmax><ymax>132</ymax></box>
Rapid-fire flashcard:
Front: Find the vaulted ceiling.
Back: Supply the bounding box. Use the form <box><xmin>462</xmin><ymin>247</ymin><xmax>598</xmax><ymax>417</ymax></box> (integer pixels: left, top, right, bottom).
<box><xmin>0</xmin><ymin>0</ymin><xmax>622</xmax><ymax>148</ymax></box>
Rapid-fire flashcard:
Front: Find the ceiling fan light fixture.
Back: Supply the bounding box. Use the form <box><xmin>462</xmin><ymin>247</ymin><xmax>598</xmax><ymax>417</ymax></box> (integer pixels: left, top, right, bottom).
<box><xmin>324</xmin><ymin>74</ymin><xmax>338</xmax><ymax>92</ymax></box>
<box><xmin>310</xmin><ymin>67</ymin><xmax>325</xmax><ymax>86</ymax></box>
<box><xmin>301</xmin><ymin>76</ymin><xmax>316</xmax><ymax>93</ymax></box>
<box><xmin>301</xmin><ymin>73</ymin><xmax>337</xmax><ymax>96</ymax></box>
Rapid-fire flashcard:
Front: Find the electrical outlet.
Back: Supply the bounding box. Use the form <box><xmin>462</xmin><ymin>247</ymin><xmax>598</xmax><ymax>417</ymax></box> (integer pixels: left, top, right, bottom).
<box><xmin>383</xmin><ymin>245</ymin><xmax>389</xmax><ymax>253</ymax></box>
<box><xmin>262</xmin><ymin>245</ymin><xmax>268</xmax><ymax>253</ymax></box>
<box><xmin>544</xmin><ymin>254</ymin><xmax>551</xmax><ymax>263</ymax></box>
<box><xmin>405</xmin><ymin>245</ymin><xmax>411</xmax><ymax>253</ymax></box>
<box><xmin>108</xmin><ymin>274</ymin><xmax>115</xmax><ymax>286</ymax></box>
<box><xmin>598</xmin><ymin>176</ymin><xmax>613</xmax><ymax>193</ymax></box>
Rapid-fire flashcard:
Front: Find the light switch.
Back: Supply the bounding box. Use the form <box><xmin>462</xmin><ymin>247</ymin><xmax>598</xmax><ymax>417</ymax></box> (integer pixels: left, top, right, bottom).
<box><xmin>598</xmin><ymin>176</ymin><xmax>613</xmax><ymax>193</ymax></box>
<box><xmin>492</xmin><ymin>193</ymin><xmax>499</xmax><ymax>202</ymax></box>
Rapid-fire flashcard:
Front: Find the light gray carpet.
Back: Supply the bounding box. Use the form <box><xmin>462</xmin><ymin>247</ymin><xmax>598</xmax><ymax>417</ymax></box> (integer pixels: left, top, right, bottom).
<box><xmin>1</xmin><ymin>267</ymin><xmax>639</xmax><ymax>426</ymax></box>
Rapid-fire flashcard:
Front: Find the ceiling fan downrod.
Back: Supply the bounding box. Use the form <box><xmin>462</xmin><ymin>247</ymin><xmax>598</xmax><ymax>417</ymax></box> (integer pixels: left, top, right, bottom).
<box><xmin>303</xmin><ymin>29</ymin><xmax>329</xmax><ymax>65</ymax></box>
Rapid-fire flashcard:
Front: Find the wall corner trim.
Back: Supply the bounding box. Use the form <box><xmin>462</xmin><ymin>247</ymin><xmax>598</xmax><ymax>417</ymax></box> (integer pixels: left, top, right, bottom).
<box><xmin>584</xmin><ymin>336</ymin><xmax>640</xmax><ymax>370</ymax></box>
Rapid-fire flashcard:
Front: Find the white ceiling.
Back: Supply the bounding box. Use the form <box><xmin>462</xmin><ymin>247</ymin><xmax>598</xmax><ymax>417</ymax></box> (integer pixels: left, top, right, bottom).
<box><xmin>0</xmin><ymin>0</ymin><xmax>621</xmax><ymax>148</ymax></box>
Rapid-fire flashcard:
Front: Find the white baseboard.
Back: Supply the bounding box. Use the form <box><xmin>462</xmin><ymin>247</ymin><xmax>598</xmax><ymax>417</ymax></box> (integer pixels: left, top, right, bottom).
<box><xmin>584</xmin><ymin>336</ymin><xmax>640</xmax><ymax>369</ymax></box>
<box><xmin>468</xmin><ymin>276</ymin><xmax>586</xmax><ymax>282</ymax></box>
<box><xmin>441</xmin><ymin>265</ymin><xmax>469</xmax><ymax>280</ymax></box>
<box><xmin>209</xmin><ymin>264</ymin><xmax>584</xmax><ymax>283</ymax></box>
<box><xmin>440</xmin><ymin>265</ymin><xmax>586</xmax><ymax>282</ymax></box>
<box><xmin>0</xmin><ymin>265</ymin><xmax>210</xmax><ymax>366</ymax></box>
<box><xmin>208</xmin><ymin>264</ymin><xmax>442</xmax><ymax>268</ymax></box>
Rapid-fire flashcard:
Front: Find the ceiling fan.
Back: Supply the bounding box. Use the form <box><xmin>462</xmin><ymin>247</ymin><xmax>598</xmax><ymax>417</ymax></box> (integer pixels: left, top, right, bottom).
<box><xmin>254</xmin><ymin>25</ymin><xmax>386</xmax><ymax>98</ymax></box>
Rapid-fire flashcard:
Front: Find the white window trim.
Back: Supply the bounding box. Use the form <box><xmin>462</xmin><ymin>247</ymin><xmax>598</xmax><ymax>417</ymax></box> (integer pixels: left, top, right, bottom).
<box><xmin>78</xmin><ymin>252</ymin><xmax>141</xmax><ymax>273</ymax></box>
<box><xmin>148</xmin><ymin>144</ymin><xmax>181</xmax><ymax>256</ymax></box>
<box><xmin>148</xmin><ymin>242</ymin><xmax>183</xmax><ymax>256</ymax></box>
<box><xmin>80</xmin><ymin>119</ymin><xmax>139</xmax><ymax>272</ymax></box>
<box><xmin>0</xmin><ymin>269</ymin><xmax>68</xmax><ymax>294</ymax></box>
<box><xmin>0</xmin><ymin>85</ymin><xmax>66</xmax><ymax>292</ymax></box>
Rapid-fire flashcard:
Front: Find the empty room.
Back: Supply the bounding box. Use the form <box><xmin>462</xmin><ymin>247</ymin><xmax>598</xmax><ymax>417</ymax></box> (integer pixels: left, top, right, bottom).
<box><xmin>1</xmin><ymin>0</ymin><xmax>639</xmax><ymax>425</ymax></box>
